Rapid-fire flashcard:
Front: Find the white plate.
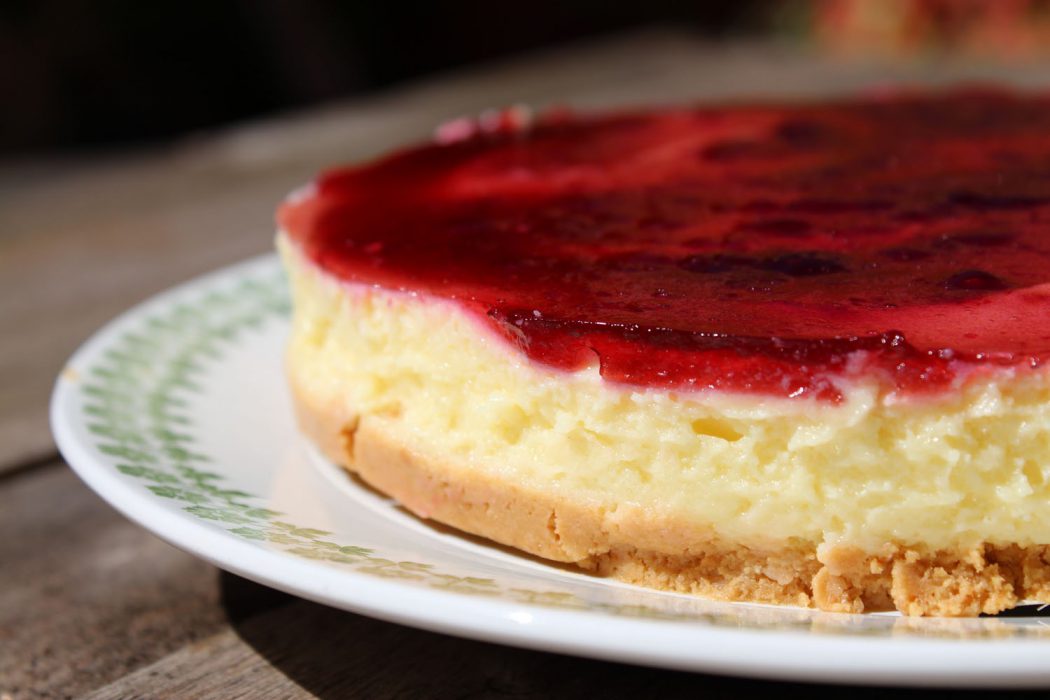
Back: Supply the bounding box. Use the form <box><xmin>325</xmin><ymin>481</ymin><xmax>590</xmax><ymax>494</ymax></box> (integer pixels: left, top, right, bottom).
<box><xmin>52</xmin><ymin>254</ymin><xmax>1050</xmax><ymax>688</ymax></box>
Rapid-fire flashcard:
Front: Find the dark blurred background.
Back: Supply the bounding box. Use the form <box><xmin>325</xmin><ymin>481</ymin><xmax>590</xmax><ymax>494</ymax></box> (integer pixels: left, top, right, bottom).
<box><xmin>0</xmin><ymin>1</ymin><xmax>769</xmax><ymax>156</ymax></box>
<box><xmin>5</xmin><ymin>0</ymin><xmax>1050</xmax><ymax>156</ymax></box>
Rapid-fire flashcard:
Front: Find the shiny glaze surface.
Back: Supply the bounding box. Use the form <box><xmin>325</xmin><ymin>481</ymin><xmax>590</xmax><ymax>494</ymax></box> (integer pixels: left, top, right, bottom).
<box><xmin>280</xmin><ymin>92</ymin><xmax>1050</xmax><ymax>399</ymax></box>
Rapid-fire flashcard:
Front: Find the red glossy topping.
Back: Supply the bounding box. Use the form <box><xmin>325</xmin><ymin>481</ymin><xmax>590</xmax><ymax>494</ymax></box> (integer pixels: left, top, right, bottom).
<box><xmin>280</xmin><ymin>91</ymin><xmax>1050</xmax><ymax>400</ymax></box>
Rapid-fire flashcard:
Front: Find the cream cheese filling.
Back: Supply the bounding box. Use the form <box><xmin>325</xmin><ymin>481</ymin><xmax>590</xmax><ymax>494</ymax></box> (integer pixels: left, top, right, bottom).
<box><xmin>280</xmin><ymin>233</ymin><xmax>1050</xmax><ymax>553</ymax></box>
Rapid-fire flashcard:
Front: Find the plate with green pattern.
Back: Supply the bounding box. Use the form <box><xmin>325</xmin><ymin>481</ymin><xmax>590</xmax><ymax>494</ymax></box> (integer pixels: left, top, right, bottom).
<box><xmin>51</xmin><ymin>254</ymin><xmax>1050</xmax><ymax>687</ymax></box>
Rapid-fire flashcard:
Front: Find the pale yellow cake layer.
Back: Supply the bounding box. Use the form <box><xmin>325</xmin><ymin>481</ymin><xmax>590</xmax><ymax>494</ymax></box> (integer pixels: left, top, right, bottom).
<box><xmin>280</xmin><ymin>233</ymin><xmax>1050</xmax><ymax>555</ymax></box>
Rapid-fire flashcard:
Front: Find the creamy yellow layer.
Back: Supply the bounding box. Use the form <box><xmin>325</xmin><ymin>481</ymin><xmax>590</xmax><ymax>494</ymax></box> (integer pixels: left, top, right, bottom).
<box><xmin>280</xmin><ymin>234</ymin><xmax>1050</xmax><ymax>553</ymax></box>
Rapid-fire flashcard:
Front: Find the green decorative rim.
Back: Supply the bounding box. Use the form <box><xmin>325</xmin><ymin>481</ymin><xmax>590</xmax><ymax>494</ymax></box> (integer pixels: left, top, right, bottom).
<box><xmin>77</xmin><ymin>262</ymin><xmax>1050</xmax><ymax>638</ymax></box>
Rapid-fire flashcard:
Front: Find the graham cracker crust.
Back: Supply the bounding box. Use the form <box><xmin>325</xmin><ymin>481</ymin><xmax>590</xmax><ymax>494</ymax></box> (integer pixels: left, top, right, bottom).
<box><xmin>291</xmin><ymin>382</ymin><xmax>1050</xmax><ymax>617</ymax></box>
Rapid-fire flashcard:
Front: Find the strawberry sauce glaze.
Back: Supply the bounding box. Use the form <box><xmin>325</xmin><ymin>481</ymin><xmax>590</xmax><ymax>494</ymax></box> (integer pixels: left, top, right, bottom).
<box><xmin>279</xmin><ymin>92</ymin><xmax>1050</xmax><ymax>400</ymax></box>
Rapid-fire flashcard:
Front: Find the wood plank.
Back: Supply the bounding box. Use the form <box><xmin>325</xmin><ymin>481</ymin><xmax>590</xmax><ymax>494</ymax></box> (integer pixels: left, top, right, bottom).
<box><xmin>84</xmin><ymin>594</ymin><xmax>1038</xmax><ymax>700</ymax></box>
<box><xmin>5</xmin><ymin>466</ymin><xmax>1038</xmax><ymax>698</ymax></box>
<box><xmin>83</xmin><ymin>599</ymin><xmax>735</xmax><ymax>699</ymax></box>
<box><xmin>79</xmin><ymin>598</ymin><xmax>767</xmax><ymax>699</ymax></box>
<box><xmin>8</xmin><ymin>33</ymin><xmax>1050</xmax><ymax>698</ymax></box>
<box><xmin>9</xmin><ymin>31</ymin><xmax>1050</xmax><ymax>698</ymax></box>
<box><xmin>0</xmin><ymin>463</ymin><xmax>290</xmax><ymax>698</ymax></box>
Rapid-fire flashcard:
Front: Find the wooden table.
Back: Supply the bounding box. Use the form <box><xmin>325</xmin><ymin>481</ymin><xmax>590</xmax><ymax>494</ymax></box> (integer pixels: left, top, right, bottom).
<box><xmin>4</xmin><ymin>31</ymin><xmax>1049</xmax><ymax>698</ymax></box>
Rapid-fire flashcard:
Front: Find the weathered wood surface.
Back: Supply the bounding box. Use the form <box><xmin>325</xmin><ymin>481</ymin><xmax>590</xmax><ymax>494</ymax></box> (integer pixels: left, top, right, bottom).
<box><xmin>79</xmin><ymin>595</ymin><xmax>995</xmax><ymax>700</ymax></box>
<box><xmin>1</xmin><ymin>464</ymin><xmax>1040</xmax><ymax>700</ymax></box>
<box><xmin>5</xmin><ymin>31</ymin><xmax>1050</xmax><ymax>698</ymax></box>
<box><xmin>0</xmin><ymin>464</ymin><xmax>234</xmax><ymax>698</ymax></box>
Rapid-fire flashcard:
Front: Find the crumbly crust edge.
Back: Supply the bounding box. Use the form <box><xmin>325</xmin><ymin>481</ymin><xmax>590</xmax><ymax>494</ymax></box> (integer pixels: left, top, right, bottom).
<box><xmin>290</xmin><ymin>377</ymin><xmax>1050</xmax><ymax>617</ymax></box>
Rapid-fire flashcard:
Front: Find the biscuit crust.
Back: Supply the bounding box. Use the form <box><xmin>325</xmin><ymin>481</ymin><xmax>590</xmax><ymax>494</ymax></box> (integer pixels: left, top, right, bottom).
<box><xmin>290</xmin><ymin>378</ymin><xmax>1050</xmax><ymax>617</ymax></box>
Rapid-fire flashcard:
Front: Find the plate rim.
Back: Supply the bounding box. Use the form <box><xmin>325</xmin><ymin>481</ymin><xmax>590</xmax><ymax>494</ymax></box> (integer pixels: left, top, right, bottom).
<box><xmin>50</xmin><ymin>253</ymin><xmax>1050</xmax><ymax>688</ymax></box>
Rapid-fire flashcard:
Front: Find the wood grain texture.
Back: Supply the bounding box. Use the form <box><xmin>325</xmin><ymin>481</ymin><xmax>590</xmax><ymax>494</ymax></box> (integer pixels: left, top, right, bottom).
<box><xmin>0</xmin><ymin>464</ymin><xmax>288</xmax><ymax>699</ymax></box>
<box><xmin>83</xmin><ymin>595</ymin><xmax>1045</xmax><ymax>700</ymax></box>
<box><xmin>82</xmin><ymin>599</ymin><xmax>776</xmax><ymax>700</ymax></box>
<box><xmin>2</xmin><ymin>464</ymin><xmax>1039</xmax><ymax>700</ymax></box>
<box><xmin>9</xmin><ymin>32</ymin><xmax>1050</xmax><ymax>698</ymax></box>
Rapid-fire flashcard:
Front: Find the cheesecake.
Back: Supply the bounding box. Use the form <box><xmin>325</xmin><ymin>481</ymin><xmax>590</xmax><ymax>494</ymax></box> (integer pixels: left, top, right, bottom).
<box><xmin>278</xmin><ymin>91</ymin><xmax>1050</xmax><ymax>616</ymax></box>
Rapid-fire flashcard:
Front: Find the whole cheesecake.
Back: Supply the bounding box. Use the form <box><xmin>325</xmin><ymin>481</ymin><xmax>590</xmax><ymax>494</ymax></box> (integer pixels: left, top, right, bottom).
<box><xmin>278</xmin><ymin>91</ymin><xmax>1050</xmax><ymax>616</ymax></box>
